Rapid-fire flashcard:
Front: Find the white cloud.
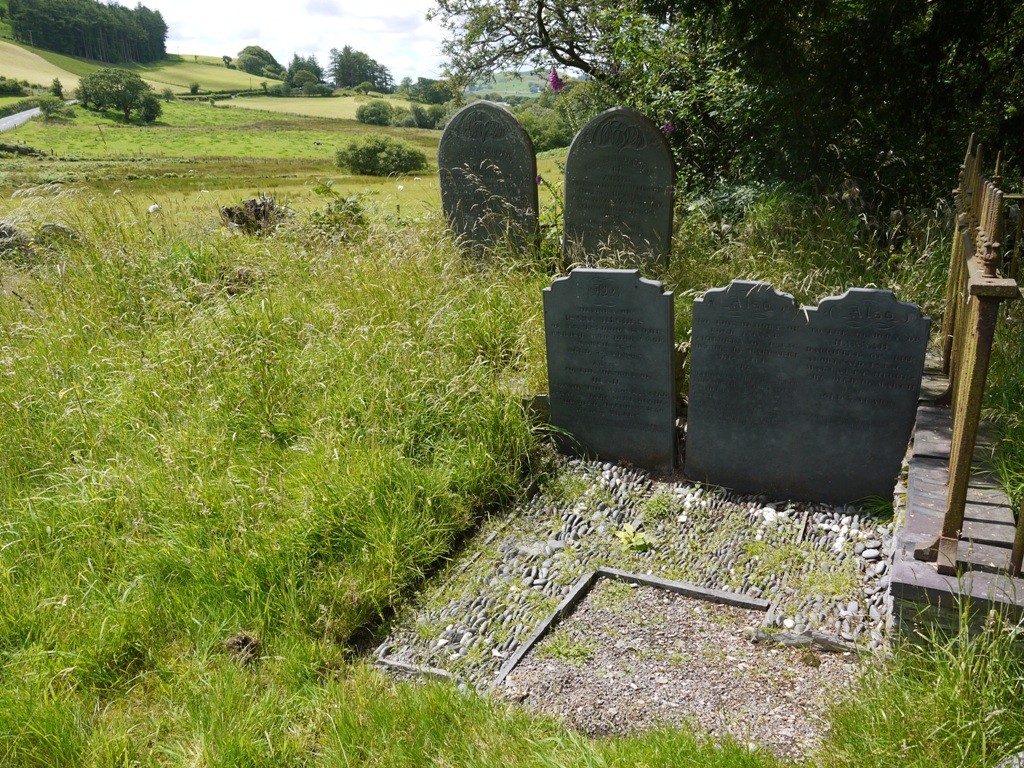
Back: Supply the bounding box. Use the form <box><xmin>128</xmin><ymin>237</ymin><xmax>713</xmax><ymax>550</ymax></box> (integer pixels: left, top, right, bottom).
<box><xmin>146</xmin><ymin>0</ymin><xmax>447</xmax><ymax>80</ymax></box>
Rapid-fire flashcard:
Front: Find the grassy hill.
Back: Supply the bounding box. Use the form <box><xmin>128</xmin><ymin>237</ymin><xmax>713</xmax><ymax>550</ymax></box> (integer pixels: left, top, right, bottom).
<box><xmin>469</xmin><ymin>70</ymin><xmax>549</xmax><ymax>98</ymax></box>
<box><xmin>0</xmin><ymin>40</ymin><xmax>264</xmax><ymax>93</ymax></box>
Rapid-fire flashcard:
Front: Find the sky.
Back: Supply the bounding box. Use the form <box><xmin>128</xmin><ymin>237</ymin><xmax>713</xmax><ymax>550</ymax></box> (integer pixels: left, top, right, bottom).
<box><xmin>142</xmin><ymin>0</ymin><xmax>448</xmax><ymax>82</ymax></box>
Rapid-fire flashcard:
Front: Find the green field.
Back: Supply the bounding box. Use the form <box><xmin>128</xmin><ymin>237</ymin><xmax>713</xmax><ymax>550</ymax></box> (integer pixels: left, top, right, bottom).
<box><xmin>469</xmin><ymin>70</ymin><xmax>550</xmax><ymax>98</ymax></box>
<box><xmin>0</xmin><ymin>41</ymin><xmax>265</xmax><ymax>93</ymax></box>
<box><xmin>223</xmin><ymin>94</ymin><xmax>415</xmax><ymax>120</ymax></box>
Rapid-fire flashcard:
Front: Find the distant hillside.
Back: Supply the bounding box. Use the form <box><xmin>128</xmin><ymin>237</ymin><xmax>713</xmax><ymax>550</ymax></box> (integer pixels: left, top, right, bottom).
<box><xmin>467</xmin><ymin>71</ymin><xmax>548</xmax><ymax>99</ymax></box>
<box><xmin>0</xmin><ymin>39</ymin><xmax>262</xmax><ymax>93</ymax></box>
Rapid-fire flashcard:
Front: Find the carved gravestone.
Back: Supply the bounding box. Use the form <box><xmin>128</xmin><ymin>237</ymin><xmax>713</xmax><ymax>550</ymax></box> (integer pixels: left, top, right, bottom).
<box><xmin>544</xmin><ymin>269</ymin><xmax>676</xmax><ymax>472</ymax></box>
<box><xmin>685</xmin><ymin>281</ymin><xmax>930</xmax><ymax>504</ymax></box>
<box><xmin>438</xmin><ymin>101</ymin><xmax>538</xmax><ymax>252</ymax></box>
<box><xmin>563</xmin><ymin>107</ymin><xmax>675</xmax><ymax>266</ymax></box>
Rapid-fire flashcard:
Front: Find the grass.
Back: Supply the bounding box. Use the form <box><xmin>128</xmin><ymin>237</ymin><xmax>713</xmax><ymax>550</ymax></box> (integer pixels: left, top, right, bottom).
<box><xmin>0</xmin><ymin>93</ymin><xmax>1021</xmax><ymax>767</ymax></box>
<box><xmin>223</xmin><ymin>94</ymin><xmax>416</xmax><ymax>120</ymax></box>
<box><xmin>0</xmin><ymin>39</ymin><xmax>81</xmax><ymax>89</ymax></box>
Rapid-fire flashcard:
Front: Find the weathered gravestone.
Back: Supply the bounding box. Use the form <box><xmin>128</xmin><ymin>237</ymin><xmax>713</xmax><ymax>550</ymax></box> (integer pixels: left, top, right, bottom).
<box><xmin>544</xmin><ymin>269</ymin><xmax>676</xmax><ymax>472</ymax></box>
<box><xmin>438</xmin><ymin>101</ymin><xmax>538</xmax><ymax>252</ymax></box>
<box><xmin>563</xmin><ymin>107</ymin><xmax>674</xmax><ymax>267</ymax></box>
<box><xmin>684</xmin><ymin>281</ymin><xmax>930</xmax><ymax>504</ymax></box>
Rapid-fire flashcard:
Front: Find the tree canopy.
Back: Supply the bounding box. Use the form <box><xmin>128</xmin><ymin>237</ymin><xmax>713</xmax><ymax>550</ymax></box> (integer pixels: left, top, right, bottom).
<box><xmin>8</xmin><ymin>0</ymin><xmax>167</xmax><ymax>63</ymax></box>
<box><xmin>77</xmin><ymin>67</ymin><xmax>161</xmax><ymax>123</ymax></box>
<box><xmin>237</xmin><ymin>46</ymin><xmax>285</xmax><ymax>79</ymax></box>
<box><xmin>329</xmin><ymin>46</ymin><xmax>394</xmax><ymax>92</ymax></box>
<box><xmin>431</xmin><ymin>0</ymin><xmax>1024</xmax><ymax>204</ymax></box>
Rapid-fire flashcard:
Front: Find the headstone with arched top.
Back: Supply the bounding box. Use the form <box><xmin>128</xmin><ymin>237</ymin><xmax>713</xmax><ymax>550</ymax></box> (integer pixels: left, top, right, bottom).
<box><xmin>438</xmin><ymin>101</ymin><xmax>538</xmax><ymax>252</ymax></box>
<box><xmin>563</xmin><ymin>107</ymin><xmax>675</xmax><ymax>266</ymax></box>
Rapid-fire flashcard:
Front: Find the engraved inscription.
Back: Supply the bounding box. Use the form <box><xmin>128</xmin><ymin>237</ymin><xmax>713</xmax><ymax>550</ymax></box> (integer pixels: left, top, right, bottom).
<box><xmin>544</xmin><ymin>269</ymin><xmax>676</xmax><ymax>472</ymax></box>
<box><xmin>563</xmin><ymin>107</ymin><xmax>674</xmax><ymax>266</ymax></box>
<box><xmin>438</xmin><ymin>101</ymin><xmax>538</xmax><ymax>251</ymax></box>
<box><xmin>685</xmin><ymin>281</ymin><xmax>930</xmax><ymax>504</ymax></box>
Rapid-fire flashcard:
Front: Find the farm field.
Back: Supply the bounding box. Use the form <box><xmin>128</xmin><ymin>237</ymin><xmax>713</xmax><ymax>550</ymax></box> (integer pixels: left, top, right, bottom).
<box><xmin>222</xmin><ymin>94</ymin><xmax>416</xmax><ymax>120</ymax></box>
<box><xmin>0</xmin><ymin>100</ymin><xmax>564</xmax><ymax>216</ymax></box>
<box><xmin>0</xmin><ymin>41</ymin><xmax>262</xmax><ymax>93</ymax></box>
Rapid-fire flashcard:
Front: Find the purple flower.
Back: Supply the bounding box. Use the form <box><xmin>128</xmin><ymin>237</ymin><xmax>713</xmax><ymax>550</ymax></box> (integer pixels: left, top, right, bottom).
<box><xmin>536</xmin><ymin>174</ymin><xmax>543</xmax><ymax>185</ymax></box>
<box><xmin>661</xmin><ymin>122</ymin><xmax>675</xmax><ymax>135</ymax></box>
<box><xmin>548</xmin><ymin>68</ymin><xmax>565</xmax><ymax>93</ymax></box>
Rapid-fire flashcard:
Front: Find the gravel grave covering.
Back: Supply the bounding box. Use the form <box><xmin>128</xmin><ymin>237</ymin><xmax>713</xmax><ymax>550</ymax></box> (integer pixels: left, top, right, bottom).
<box><xmin>500</xmin><ymin>579</ymin><xmax>858</xmax><ymax>759</ymax></box>
<box><xmin>377</xmin><ymin>457</ymin><xmax>894</xmax><ymax>754</ymax></box>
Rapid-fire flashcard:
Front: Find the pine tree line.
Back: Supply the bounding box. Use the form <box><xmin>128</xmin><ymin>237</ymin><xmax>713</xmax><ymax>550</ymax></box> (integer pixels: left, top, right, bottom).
<box><xmin>8</xmin><ymin>0</ymin><xmax>167</xmax><ymax>64</ymax></box>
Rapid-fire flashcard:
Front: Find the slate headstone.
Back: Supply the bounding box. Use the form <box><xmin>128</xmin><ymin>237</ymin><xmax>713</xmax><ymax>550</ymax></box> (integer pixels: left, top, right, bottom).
<box><xmin>544</xmin><ymin>269</ymin><xmax>676</xmax><ymax>472</ymax></box>
<box><xmin>563</xmin><ymin>107</ymin><xmax>675</xmax><ymax>266</ymax></box>
<box><xmin>438</xmin><ymin>101</ymin><xmax>538</xmax><ymax>252</ymax></box>
<box><xmin>684</xmin><ymin>281</ymin><xmax>930</xmax><ymax>504</ymax></box>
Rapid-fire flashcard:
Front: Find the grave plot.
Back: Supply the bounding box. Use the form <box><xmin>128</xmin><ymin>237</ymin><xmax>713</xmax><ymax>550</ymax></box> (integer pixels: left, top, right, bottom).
<box><xmin>499</xmin><ymin>579</ymin><xmax>857</xmax><ymax>760</ymax></box>
<box><xmin>376</xmin><ymin>459</ymin><xmax>892</xmax><ymax>725</ymax></box>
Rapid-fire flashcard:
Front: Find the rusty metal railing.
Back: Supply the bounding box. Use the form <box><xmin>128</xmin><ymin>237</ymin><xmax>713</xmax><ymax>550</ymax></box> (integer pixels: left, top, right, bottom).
<box><xmin>914</xmin><ymin>138</ymin><xmax>1021</xmax><ymax>576</ymax></box>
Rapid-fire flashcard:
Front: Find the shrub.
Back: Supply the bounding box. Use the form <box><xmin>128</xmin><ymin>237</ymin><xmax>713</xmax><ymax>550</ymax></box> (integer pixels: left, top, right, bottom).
<box><xmin>37</xmin><ymin>95</ymin><xmax>73</xmax><ymax>120</ymax></box>
<box><xmin>139</xmin><ymin>93</ymin><xmax>162</xmax><ymax>123</ymax></box>
<box><xmin>390</xmin><ymin>108</ymin><xmax>418</xmax><ymax>128</ymax></box>
<box><xmin>189</xmin><ymin>82</ymin><xmax>200</xmax><ymax>95</ymax></box>
<box><xmin>356</xmin><ymin>100</ymin><xmax>394</xmax><ymax>126</ymax></box>
<box><xmin>0</xmin><ymin>77</ymin><xmax>26</xmax><ymax>97</ymax></box>
<box><xmin>336</xmin><ymin>134</ymin><xmax>427</xmax><ymax>176</ymax></box>
<box><xmin>161</xmin><ymin>87</ymin><xmax>174</xmax><ymax>102</ymax></box>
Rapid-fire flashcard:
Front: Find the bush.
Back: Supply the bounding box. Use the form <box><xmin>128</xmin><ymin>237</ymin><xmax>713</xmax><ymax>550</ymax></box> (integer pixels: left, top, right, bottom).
<box><xmin>0</xmin><ymin>77</ymin><xmax>26</xmax><ymax>97</ymax></box>
<box><xmin>336</xmin><ymin>134</ymin><xmax>427</xmax><ymax>176</ymax></box>
<box><xmin>37</xmin><ymin>95</ymin><xmax>73</xmax><ymax>120</ymax></box>
<box><xmin>189</xmin><ymin>82</ymin><xmax>200</xmax><ymax>95</ymax></box>
<box><xmin>161</xmin><ymin>88</ymin><xmax>174</xmax><ymax>102</ymax></box>
<box><xmin>139</xmin><ymin>93</ymin><xmax>162</xmax><ymax>123</ymax></box>
<box><xmin>390</xmin><ymin>108</ymin><xmax>418</xmax><ymax>128</ymax></box>
<box><xmin>356</xmin><ymin>100</ymin><xmax>394</xmax><ymax>126</ymax></box>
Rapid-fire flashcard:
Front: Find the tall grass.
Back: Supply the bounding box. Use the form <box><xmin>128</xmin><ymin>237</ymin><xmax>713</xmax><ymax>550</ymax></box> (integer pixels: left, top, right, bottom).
<box><xmin>0</xmin><ymin>182</ymin><xmax>1020</xmax><ymax>767</ymax></box>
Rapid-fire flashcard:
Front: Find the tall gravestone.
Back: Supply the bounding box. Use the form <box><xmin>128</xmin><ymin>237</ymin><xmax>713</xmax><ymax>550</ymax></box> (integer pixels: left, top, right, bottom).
<box><xmin>684</xmin><ymin>281</ymin><xmax>930</xmax><ymax>504</ymax></box>
<box><xmin>438</xmin><ymin>101</ymin><xmax>538</xmax><ymax>252</ymax></box>
<box><xmin>563</xmin><ymin>107</ymin><xmax>675</xmax><ymax>267</ymax></box>
<box><xmin>544</xmin><ymin>269</ymin><xmax>676</xmax><ymax>472</ymax></box>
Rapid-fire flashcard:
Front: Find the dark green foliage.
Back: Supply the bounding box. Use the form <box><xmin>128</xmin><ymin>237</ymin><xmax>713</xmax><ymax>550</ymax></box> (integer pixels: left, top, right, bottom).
<box><xmin>49</xmin><ymin>78</ymin><xmax>63</xmax><ymax>98</ymax></box>
<box><xmin>515</xmin><ymin>104</ymin><xmax>571</xmax><ymax>151</ymax></box>
<box><xmin>237</xmin><ymin>45</ymin><xmax>284</xmax><ymax>79</ymax></box>
<box><xmin>138</xmin><ymin>92</ymin><xmax>161</xmax><ymax>123</ymax></box>
<box><xmin>433</xmin><ymin>0</ymin><xmax>1024</xmax><ymax>207</ymax></box>
<box><xmin>189</xmin><ymin>81</ymin><xmax>199</xmax><ymax>95</ymax></box>
<box><xmin>406</xmin><ymin>77</ymin><xmax>455</xmax><ymax>104</ymax></box>
<box><xmin>161</xmin><ymin>87</ymin><xmax>174</xmax><ymax>102</ymax></box>
<box><xmin>77</xmin><ymin>68</ymin><xmax>158</xmax><ymax>122</ymax></box>
<box><xmin>286</xmin><ymin>54</ymin><xmax>323</xmax><ymax>89</ymax></box>
<box><xmin>336</xmin><ymin>134</ymin><xmax>428</xmax><ymax>176</ymax></box>
<box><xmin>0</xmin><ymin>76</ymin><xmax>26</xmax><ymax>97</ymax></box>
<box><xmin>329</xmin><ymin>45</ymin><xmax>394</xmax><ymax>92</ymax></box>
<box><xmin>355</xmin><ymin>100</ymin><xmax>394</xmax><ymax>126</ymax></box>
<box><xmin>37</xmin><ymin>95</ymin><xmax>73</xmax><ymax>120</ymax></box>
<box><xmin>8</xmin><ymin>0</ymin><xmax>166</xmax><ymax>63</ymax></box>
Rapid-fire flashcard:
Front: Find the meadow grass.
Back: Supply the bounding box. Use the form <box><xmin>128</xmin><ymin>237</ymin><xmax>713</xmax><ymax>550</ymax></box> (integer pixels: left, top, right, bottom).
<box><xmin>0</xmin><ymin>39</ymin><xmax>81</xmax><ymax>89</ymax></box>
<box><xmin>222</xmin><ymin>94</ymin><xmax>416</xmax><ymax>121</ymax></box>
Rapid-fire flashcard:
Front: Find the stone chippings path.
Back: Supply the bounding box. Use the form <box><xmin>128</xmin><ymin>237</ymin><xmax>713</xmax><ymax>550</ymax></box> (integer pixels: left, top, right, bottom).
<box><xmin>377</xmin><ymin>458</ymin><xmax>895</xmax><ymax>691</ymax></box>
<box><xmin>501</xmin><ymin>580</ymin><xmax>856</xmax><ymax>759</ymax></box>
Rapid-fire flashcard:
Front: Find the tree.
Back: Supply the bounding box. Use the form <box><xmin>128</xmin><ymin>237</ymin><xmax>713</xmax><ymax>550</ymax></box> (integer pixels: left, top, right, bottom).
<box><xmin>222</xmin><ymin>55</ymin><xmax>233</xmax><ymax>68</ymax></box>
<box><xmin>286</xmin><ymin>53</ymin><xmax>323</xmax><ymax>88</ymax></box>
<box><xmin>77</xmin><ymin>67</ymin><xmax>158</xmax><ymax>122</ymax></box>
<box><xmin>8</xmin><ymin>0</ymin><xmax>167</xmax><ymax>63</ymax></box>
<box><xmin>431</xmin><ymin>0</ymin><xmax>1024</xmax><ymax>205</ymax></box>
<box><xmin>38</xmin><ymin>95</ymin><xmax>73</xmax><ymax>120</ymax></box>
<box><xmin>237</xmin><ymin>45</ymin><xmax>284</xmax><ymax>78</ymax></box>
<box><xmin>329</xmin><ymin>46</ymin><xmax>394</xmax><ymax>92</ymax></box>
<box><xmin>49</xmin><ymin>78</ymin><xmax>63</xmax><ymax>98</ymax></box>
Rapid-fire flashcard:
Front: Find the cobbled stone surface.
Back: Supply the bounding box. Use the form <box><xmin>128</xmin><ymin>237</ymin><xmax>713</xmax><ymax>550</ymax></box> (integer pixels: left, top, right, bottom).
<box><xmin>379</xmin><ymin>458</ymin><xmax>894</xmax><ymax>687</ymax></box>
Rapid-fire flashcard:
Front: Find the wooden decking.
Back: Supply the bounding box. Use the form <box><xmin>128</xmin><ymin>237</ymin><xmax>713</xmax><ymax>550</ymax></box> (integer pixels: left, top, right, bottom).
<box><xmin>892</xmin><ymin>400</ymin><xmax>1024</xmax><ymax>635</ymax></box>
